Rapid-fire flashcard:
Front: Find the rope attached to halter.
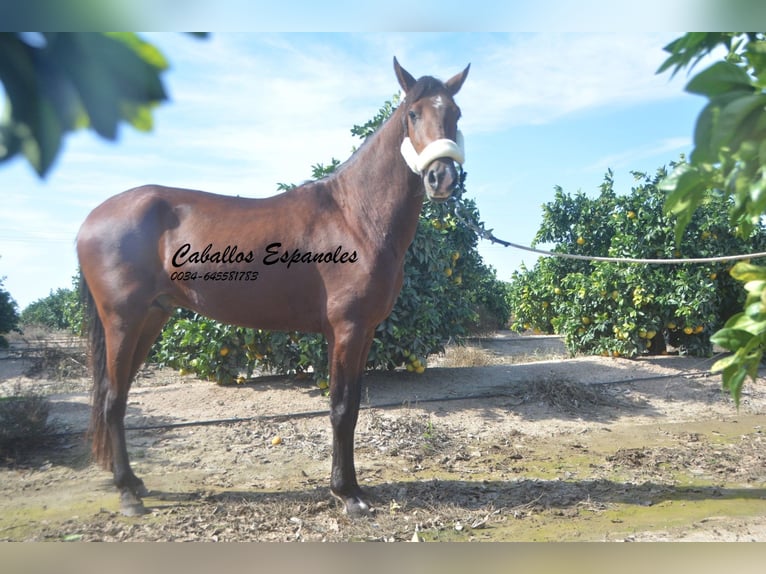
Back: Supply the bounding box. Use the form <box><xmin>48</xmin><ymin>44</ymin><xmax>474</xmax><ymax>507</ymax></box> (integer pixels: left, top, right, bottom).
<box><xmin>401</xmin><ymin>130</ymin><xmax>465</xmax><ymax>174</ymax></box>
<box><xmin>451</xmin><ymin>196</ymin><xmax>766</xmax><ymax>265</ymax></box>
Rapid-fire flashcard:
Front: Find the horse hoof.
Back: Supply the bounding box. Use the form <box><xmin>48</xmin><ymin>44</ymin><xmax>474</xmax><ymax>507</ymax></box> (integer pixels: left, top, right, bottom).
<box><xmin>120</xmin><ymin>502</ymin><xmax>148</xmax><ymax>517</ymax></box>
<box><xmin>119</xmin><ymin>489</ymin><xmax>148</xmax><ymax>516</ymax></box>
<box><xmin>345</xmin><ymin>498</ymin><xmax>372</xmax><ymax>518</ymax></box>
<box><xmin>332</xmin><ymin>489</ymin><xmax>372</xmax><ymax>517</ymax></box>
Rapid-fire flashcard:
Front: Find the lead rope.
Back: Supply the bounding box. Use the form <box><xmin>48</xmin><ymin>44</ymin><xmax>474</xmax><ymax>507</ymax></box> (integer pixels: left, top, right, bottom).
<box><xmin>449</xmin><ymin>176</ymin><xmax>766</xmax><ymax>265</ymax></box>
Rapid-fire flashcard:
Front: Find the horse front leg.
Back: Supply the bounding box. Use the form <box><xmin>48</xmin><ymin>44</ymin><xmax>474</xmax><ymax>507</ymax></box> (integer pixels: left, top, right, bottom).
<box><xmin>327</xmin><ymin>326</ymin><xmax>374</xmax><ymax>517</ymax></box>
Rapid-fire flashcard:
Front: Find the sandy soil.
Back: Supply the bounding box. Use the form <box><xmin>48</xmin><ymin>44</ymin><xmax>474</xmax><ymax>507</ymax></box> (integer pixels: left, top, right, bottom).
<box><xmin>1</xmin><ymin>332</ymin><xmax>765</xmax><ymax>542</ymax></box>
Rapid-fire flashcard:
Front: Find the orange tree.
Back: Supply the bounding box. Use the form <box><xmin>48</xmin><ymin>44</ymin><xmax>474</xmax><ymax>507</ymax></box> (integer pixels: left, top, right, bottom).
<box><xmin>150</xmin><ymin>98</ymin><xmax>509</xmax><ymax>385</ymax></box>
<box><xmin>0</xmin><ymin>267</ymin><xmax>19</xmax><ymax>348</ymax></box>
<box><xmin>506</xmin><ymin>166</ymin><xmax>766</xmax><ymax>358</ymax></box>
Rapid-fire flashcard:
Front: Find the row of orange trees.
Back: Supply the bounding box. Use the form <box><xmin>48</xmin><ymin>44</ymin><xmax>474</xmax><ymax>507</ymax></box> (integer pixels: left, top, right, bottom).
<box><xmin>506</xmin><ymin>165</ymin><xmax>766</xmax><ymax>359</ymax></box>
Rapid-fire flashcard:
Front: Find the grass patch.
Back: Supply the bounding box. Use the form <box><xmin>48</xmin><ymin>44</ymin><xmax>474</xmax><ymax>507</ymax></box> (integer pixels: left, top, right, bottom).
<box><xmin>438</xmin><ymin>337</ymin><xmax>567</xmax><ymax>369</ymax></box>
<box><xmin>0</xmin><ymin>383</ymin><xmax>52</xmax><ymax>460</ymax></box>
<box><xmin>507</xmin><ymin>378</ymin><xmax>643</xmax><ymax>413</ymax></box>
<box><xmin>439</xmin><ymin>344</ymin><xmax>498</xmax><ymax>368</ymax></box>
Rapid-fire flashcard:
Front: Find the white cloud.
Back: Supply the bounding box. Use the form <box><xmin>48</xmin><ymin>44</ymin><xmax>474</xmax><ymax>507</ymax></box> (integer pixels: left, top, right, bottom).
<box><xmin>585</xmin><ymin>136</ymin><xmax>692</xmax><ymax>173</ymax></box>
<box><xmin>145</xmin><ymin>33</ymin><xmax>693</xmax><ymax>195</ymax></box>
<box><xmin>457</xmin><ymin>33</ymin><xmax>689</xmax><ymax>133</ymax></box>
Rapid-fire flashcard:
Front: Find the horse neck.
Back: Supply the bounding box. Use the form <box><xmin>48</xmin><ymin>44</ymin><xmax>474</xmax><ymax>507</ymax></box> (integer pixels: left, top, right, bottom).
<box><xmin>331</xmin><ymin>107</ymin><xmax>424</xmax><ymax>259</ymax></box>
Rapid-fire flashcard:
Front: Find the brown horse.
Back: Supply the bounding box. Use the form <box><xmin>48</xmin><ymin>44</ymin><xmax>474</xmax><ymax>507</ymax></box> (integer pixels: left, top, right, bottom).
<box><xmin>77</xmin><ymin>57</ymin><xmax>469</xmax><ymax>517</ymax></box>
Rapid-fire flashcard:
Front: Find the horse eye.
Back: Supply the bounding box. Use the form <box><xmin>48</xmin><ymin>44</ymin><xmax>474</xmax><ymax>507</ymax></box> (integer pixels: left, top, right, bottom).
<box><xmin>408</xmin><ymin>110</ymin><xmax>417</xmax><ymax>122</ymax></box>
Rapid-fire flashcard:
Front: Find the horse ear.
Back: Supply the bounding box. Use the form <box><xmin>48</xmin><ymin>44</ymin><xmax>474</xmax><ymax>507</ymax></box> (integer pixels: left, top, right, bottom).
<box><xmin>445</xmin><ymin>64</ymin><xmax>470</xmax><ymax>96</ymax></box>
<box><xmin>393</xmin><ymin>57</ymin><xmax>417</xmax><ymax>94</ymax></box>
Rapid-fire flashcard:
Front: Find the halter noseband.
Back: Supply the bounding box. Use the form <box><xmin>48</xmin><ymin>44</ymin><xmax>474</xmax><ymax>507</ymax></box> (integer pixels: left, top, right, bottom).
<box><xmin>400</xmin><ymin>130</ymin><xmax>465</xmax><ymax>174</ymax></box>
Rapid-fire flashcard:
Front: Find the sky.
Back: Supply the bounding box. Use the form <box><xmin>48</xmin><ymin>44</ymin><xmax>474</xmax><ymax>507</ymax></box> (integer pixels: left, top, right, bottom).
<box><xmin>0</xmin><ymin>32</ymin><xmax>713</xmax><ymax>310</ymax></box>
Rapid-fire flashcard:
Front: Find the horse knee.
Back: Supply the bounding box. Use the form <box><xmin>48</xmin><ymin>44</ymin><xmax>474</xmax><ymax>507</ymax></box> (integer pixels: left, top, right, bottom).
<box><xmin>330</xmin><ymin>402</ymin><xmax>357</xmax><ymax>433</ymax></box>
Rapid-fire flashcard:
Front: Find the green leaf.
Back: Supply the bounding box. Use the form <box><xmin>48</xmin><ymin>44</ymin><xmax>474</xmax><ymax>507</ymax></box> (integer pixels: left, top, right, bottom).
<box><xmin>660</xmin><ymin>164</ymin><xmax>705</xmax><ymax>244</ymax></box>
<box><xmin>710</xmin><ymin>328</ymin><xmax>754</xmax><ymax>351</ymax></box>
<box><xmin>744</xmin><ymin>279</ymin><xmax>766</xmax><ymax>294</ymax></box>
<box><xmin>657</xmin><ymin>33</ymin><xmax>727</xmax><ymax>77</ymax></box>
<box><xmin>120</xmin><ymin>102</ymin><xmax>155</xmax><ymax>132</ymax></box>
<box><xmin>661</xmin><ymin>164</ymin><xmax>700</xmax><ymax>214</ymax></box>
<box><xmin>712</xmin><ymin>93</ymin><xmax>766</xmax><ymax>151</ymax></box>
<box><xmin>690</xmin><ymin>102</ymin><xmax>717</xmax><ymax>164</ymax></box>
<box><xmin>106</xmin><ymin>32</ymin><xmax>169</xmax><ymax>71</ymax></box>
<box><xmin>685</xmin><ymin>61</ymin><xmax>755</xmax><ymax>97</ymax></box>
<box><xmin>730</xmin><ymin>262</ymin><xmax>766</xmax><ymax>282</ymax></box>
<box><xmin>0</xmin><ymin>123</ymin><xmax>22</xmax><ymax>163</ymax></box>
<box><xmin>745</xmin><ymin>300</ymin><xmax>766</xmax><ymax>320</ymax></box>
<box><xmin>749</xmin><ymin>174</ymin><xmax>766</xmax><ymax>213</ymax></box>
<box><xmin>46</xmin><ymin>33</ymin><xmax>168</xmax><ymax>140</ymax></box>
<box><xmin>21</xmin><ymin>97</ymin><xmax>63</xmax><ymax>176</ymax></box>
<box><xmin>721</xmin><ymin>364</ymin><xmax>747</xmax><ymax>406</ymax></box>
<box><xmin>721</xmin><ymin>311</ymin><xmax>766</xmax><ymax>337</ymax></box>
<box><xmin>711</xmin><ymin>353</ymin><xmax>739</xmax><ymax>373</ymax></box>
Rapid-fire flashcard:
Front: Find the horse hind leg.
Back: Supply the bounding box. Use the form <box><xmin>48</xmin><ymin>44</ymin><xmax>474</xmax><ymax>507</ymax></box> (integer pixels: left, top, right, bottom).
<box><xmin>94</xmin><ymin>305</ymin><xmax>170</xmax><ymax>516</ymax></box>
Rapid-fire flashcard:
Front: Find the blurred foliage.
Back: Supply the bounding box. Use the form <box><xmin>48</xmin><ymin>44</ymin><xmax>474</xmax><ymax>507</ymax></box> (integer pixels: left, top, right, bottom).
<box><xmin>0</xmin><ymin>32</ymin><xmax>204</xmax><ymax>177</ymax></box>
<box><xmin>658</xmin><ymin>33</ymin><xmax>766</xmax><ymax>404</ymax></box>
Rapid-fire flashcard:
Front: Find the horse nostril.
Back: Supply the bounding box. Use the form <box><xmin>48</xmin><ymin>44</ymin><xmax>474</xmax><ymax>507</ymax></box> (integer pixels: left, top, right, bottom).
<box><xmin>427</xmin><ymin>169</ymin><xmax>440</xmax><ymax>190</ymax></box>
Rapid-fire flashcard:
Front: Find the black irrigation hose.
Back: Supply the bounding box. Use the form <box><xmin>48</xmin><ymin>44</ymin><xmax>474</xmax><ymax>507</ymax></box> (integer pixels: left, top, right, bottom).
<box><xmin>46</xmin><ymin>364</ymin><xmax>720</xmax><ymax>439</ymax></box>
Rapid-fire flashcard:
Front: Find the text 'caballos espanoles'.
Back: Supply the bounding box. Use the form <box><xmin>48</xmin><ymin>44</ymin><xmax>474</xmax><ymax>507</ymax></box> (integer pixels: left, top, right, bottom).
<box><xmin>171</xmin><ymin>242</ymin><xmax>359</xmax><ymax>271</ymax></box>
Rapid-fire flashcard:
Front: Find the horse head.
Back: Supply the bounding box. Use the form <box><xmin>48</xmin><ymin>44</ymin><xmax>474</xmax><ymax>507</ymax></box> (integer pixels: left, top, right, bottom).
<box><xmin>394</xmin><ymin>57</ymin><xmax>470</xmax><ymax>202</ymax></box>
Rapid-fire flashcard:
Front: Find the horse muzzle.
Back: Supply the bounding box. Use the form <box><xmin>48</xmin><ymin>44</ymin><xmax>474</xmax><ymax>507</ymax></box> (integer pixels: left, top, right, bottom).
<box><xmin>401</xmin><ymin>131</ymin><xmax>465</xmax><ymax>202</ymax></box>
<box><xmin>424</xmin><ymin>158</ymin><xmax>460</xmax><ymax>202</ymax></box>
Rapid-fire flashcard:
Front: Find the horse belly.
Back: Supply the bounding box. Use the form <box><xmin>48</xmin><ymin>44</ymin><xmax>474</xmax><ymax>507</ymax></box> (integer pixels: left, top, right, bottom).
<box><xmin>169</xmin><ymin>264</ymin><xmax>328</xmax><ymax>334</ymax></box>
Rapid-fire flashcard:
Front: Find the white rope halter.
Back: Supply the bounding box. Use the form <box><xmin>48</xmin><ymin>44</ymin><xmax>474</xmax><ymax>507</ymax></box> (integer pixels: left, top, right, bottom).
<box><xmin>400</xmin><ymin>130</ymin><xmax>465</xmax><ymax>174</ymax></box>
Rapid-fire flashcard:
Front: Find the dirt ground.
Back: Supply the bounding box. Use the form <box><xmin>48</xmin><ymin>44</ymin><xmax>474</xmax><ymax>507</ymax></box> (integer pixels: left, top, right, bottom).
<box><xmin>1</xmin><ymin>332</ymin><xmax>765</xmax><ymax>542</ymax></box>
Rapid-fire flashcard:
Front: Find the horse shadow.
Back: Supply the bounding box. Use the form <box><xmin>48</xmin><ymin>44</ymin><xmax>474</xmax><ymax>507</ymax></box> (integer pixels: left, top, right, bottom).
<box><xmin>357</xmin><ymin>362</ymin><xmax>673</xmax><ymax>425</ymax></box>
<box><xmin>141</xmin><ymin>477</ymin><xmax>766</xmax><ymax>519</ymax></box>
<box><xmin>161</xmin><ymin>353</ymin><xmax>728</xmax><ymax>429</ymax></box>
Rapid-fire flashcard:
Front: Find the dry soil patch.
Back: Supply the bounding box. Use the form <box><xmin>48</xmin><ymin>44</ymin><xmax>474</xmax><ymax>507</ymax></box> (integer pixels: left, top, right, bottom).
<box><xmin>1</xmin><ymin>333</ymin><xmax>765</xmax><ymax>541</ymax></box>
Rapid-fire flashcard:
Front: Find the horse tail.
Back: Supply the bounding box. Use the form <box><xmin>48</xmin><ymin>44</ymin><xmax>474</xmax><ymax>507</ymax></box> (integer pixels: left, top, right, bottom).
<box><xmin>81</xmin><ymin>273</ymin><xmax>112</xmax><ymax>470</ymax></box>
